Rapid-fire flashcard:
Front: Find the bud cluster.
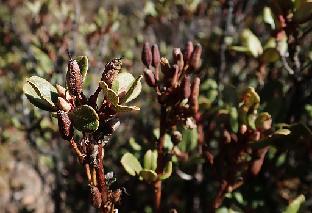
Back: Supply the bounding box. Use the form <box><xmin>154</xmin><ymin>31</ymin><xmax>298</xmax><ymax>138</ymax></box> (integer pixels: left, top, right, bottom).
<box><xmin>141</xmin><ymin>41</ymin><xmax>202</xmax><ymax>145</ymax></box>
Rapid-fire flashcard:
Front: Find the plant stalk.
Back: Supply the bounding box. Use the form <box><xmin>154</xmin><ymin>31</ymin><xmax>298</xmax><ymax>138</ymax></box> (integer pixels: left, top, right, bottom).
<box><xmin>154</xmin><ymin>105</ymin><xmax>167</xmax><ymax>213</ymax></box>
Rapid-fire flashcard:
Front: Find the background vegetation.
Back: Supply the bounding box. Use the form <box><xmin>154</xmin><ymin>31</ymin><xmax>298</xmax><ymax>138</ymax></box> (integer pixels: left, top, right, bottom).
<box><xmin>0</xmin><ymin>0</ymin><xmax>311</xmax><ymax>212</ymax></box>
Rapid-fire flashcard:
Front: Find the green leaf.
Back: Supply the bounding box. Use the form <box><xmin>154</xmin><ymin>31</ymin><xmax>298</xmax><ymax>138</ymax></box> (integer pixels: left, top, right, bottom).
<box><xmin>263</xmin><ymin>7</ymin><xmax>275</xmax><ymax>29</ymax></box>
<box><xmin>112</xmin><ymin>73</ymin><xmax>143</xmax><ymax>103</ymax></box>
<box><xmin>159</xmin><ymin>161</ymin><xmax>172</xmax><ymax>180</ymax></box>
<box><xmin>23</xmin><ymin>82</ymin><xmax>56</xmax><ymax>111</ymax></box>
<box><xmin>69</xmin><ymin>105</ymin><xmax>99</xmax><ymax>132</ymax></box>
<box><xmin>120</xmin><ymin>75</ymin><xmax>143</xmax><ymax>103</ymax></box>
<box><xmin>112</xmin><ymin>73</ymin><xmax>135</xmax><ymax>94</ymax></box>
<box><xmin>250</xmin><ymin>124</ymin><xmax>312</xmax><ymax>149</ymax></box>
<box><xmin>283</xmin><ymin>194</ymin><xmax>305</xmax><ymax>213</ymax></box>
<box><xmin>144</xmin><ymin>150</ymin><xmax>157</xmax><ymax>171</ymax></box>
<box><xmin>99</xmin><ymin>81</ymin><xmax>119</xmax><ymax>106</ymax></box>
<box><xmin>241</xmin><ymin>29</ymin><xmax>263</xmax><ymax>57</ymax></box>
<box><xmin>115</xmin><ymin>105</ymin><xmax>140</xmax><ymax>112</ymax></box>
<box><xmin>26</xmin><ymin>76</ymin><xmax>58</xmax><ymax>105</ymax></box>
<box><xmin>75</xmin><ymin>56</ymin><xmax>88</xmax><ymax>80</ymax></box>
<box><xmin>129</xmin><ymin>137</ymin><xmax>141</xmax><ymax>151</ymax></box>
<box><xmin>230</xmin><ymin>46</ymin><xmax>249</xmax><ymax>53</ymax></box>
<box><xmin>121</xmin><ymin>153</ymin><xmax>142</xmax><ymax>176</ymax></box>
<box><xmin>239</xmin><ymin>87</ymin><xmax>260</xmax><ymax>114</ymax></box>
<box><xmin>274</xmin><ymin>128</ymin><xmax>291</xmax><ymax>135</ymax></box>
<box><xmin>139</xmin><ymin>169</ymin><xmax>158</xmax><ymax>183</ymax></box>
<box><xmin>230</xmin><ymin>107</ymin><xmax>238</xmax><ymax>132</ymax></box>
<box><xmin>294</xmin><ymin>0</ymin><xmax>312</xmax><ymax>23</ymax></box>
<box><xmin>261</xmin><ymin>48</ymin><xmax>280</xmax><ymax>63</ymax></box>
<box><xmin>179</xmin><ymin>128</ymin><xmax>198</xmax><ymax>152</ymax></box>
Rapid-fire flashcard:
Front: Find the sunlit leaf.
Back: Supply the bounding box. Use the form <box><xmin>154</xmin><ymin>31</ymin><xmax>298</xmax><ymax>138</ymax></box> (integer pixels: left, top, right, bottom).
<box><xmin>283</xmin><ymin>194</ymin><xmax>305</xmax><ymax>213</ymax></box>
<box><xmin>144</xmin><ymin>149</ymin><xmax>157</xmax><ymax>171</ymax></box>
<box><xmin>139</xmin><ymin>169</ymin><xmax>158</xmax><ymax>183</ymax></box>
<box><xmin>121</xmin><ymin>153</ymin><xmax>142</xmax><ymax>176</ymax></box>
<box><xmin>69</xmin><ymin>105</ymin><xmax>99</xmax><ymax>132</ymax></box>
<box><xmin>159</xmin><ymin>161</ymin><xmax>172</xmax><ymax>180</ymax></box>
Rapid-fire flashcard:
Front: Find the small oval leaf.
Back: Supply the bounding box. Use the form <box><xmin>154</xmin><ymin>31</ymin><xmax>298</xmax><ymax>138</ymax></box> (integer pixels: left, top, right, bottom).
<box><xmin>115</xmin><ymin>105</ymin><xmax>140</xmax><ymax>112</ymax></box>
<box><xmin>112</xmin><ymin>72</ymin><xmax>135</xmax><ymax>94</ymax></box>
<box><xmin>120</xmin><ymin>75</ymin><xmax>143</xmax><ymax>103</ymax></box>
<box><xmin>26</xmin><ymin>76</ymin><xmax>58</xmax><ymax>105</ymax></box>
<box><xmin>75</xmin><ymin>56</ymin><xmax>88</xmax><ymax>80</ymax></box>
<box><xmin>144</xmin><ymin>150</ymin><xmax>158</xmax><ymax>171</ymax></box>
<box><xmin>283</xmin><ymin>194</ymin><xmax>305</xmax><ymax>213</ymax></box>
<box><xmin>159</xmin><ymin>161</ymin><xmax>172</xmax><ymax>180</ymax></box>
<box><xmin>99</xmin><ymin>81</ymin><xmax>119</xmax><ymax>106</ymax></box>
<box><xmin>121</xmin><ymin>153</ymin><xmax>142</xmax><ymax>176</ymax></box>
<box><xmin>69</xmin><ymin>105</ymin><xmax>99</xmax><ymax>132</ymax></box>
<box><xmin>23</xmin><ymin>82</ymin><xmax>56</xmax><ymax>111</ymax></box>
<box><xmin>139</xmin><ymin>169</ymin><xmax>158</xmax><ymax>183</ymax></box>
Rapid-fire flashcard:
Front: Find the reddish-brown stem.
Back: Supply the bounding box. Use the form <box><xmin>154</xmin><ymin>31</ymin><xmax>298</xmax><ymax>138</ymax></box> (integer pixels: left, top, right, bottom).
<box><xmin>69</xmin><ymin>138</ymin><xmax>84</xmax><ymax>163</ymax></box>
<box><xmin>97</xmin><ymin>144</ymin><xmax>108</xmax><ymax>212</ymax></box>
<box><xmin>154</xmin><ymin>105</ymin><xmax>167</xmax><ymax>213</ymax></box>
<box><xmin>212</xmin><ymin>180</ymin><xmax>229</xmax><ymax>209</ymax></box>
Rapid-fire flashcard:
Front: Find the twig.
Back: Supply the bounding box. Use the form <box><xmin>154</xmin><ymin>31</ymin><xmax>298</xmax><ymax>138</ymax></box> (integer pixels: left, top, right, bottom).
<box><xmin>154</xmin><ymin>105</ymin><xmax>167</xmax><ymax>213</ymax></box>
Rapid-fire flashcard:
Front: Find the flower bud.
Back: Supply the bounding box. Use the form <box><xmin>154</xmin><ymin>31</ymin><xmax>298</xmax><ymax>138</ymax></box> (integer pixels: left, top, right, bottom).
<box><xmin>190</xmin><ymin>43</ymin><xmax>202</xmax><ymax>71</ymax></box>
<box><xmin>56</xmin><ymin>84</ymin><xmax>66</xmax><ymax>97</ymax></box>
<box><xmin>151</xmin><ymin>44</ymin><xmax>160</xmax><ymax>68</ymax></box>
<box><xmin>56</xmin><ymin>84</ymin><xmax>73</xmax><ymax>101</ymax></box>
<box><xmin>90</xmin><ymin>186</ymin><xmax>102</xmax><ymax>208</ymax></box>
<box><xmin>57</xmin><ymin>110</ymin><xmax>73</xmax><ymax>140</ymax></box>
<box><xmin>112</xmin><ymin>189</ymin><xmax>122</xmax><ymax>204</ymax></box>
<box><xmin>66</xmin><ymin>59</ymin><xmax>83</xmax><ymax>96</ymax></box>
<box><xmin>181</xmin><ymin>75</ymin><xmax>191</xmax><ymax>99</ymax></box>
<box><xmin>172</xmin><ymin>48</ymin><xmax>184</xmax><ymax>71</ymax></box>
<box><xmin>189</xmin><ymin>77</ymin><xmax>200</xmax><ymax>114</ymax></box>
<box><xmin>143</xmin><ymin>68</ymin><xmax>156</xmax><ymax>87</ymax></box>
<box><xmin>57</xmin><ymin>97</ymin><xmax>72</xmax><ymax>112</ymax></box>
<box><xmin>142</xmin><ymin>42</ymin><xmax>152</xmax><ymax>68</ymax></box>
<box><xmin>101</xmin><ymin>58</ymin><xmax>122</xmax><ymax>86</ymax></box>
<box><xmin>183</xmin><ymin>41</ymin><xmax>194</xmax><ymax>63</ymax></box>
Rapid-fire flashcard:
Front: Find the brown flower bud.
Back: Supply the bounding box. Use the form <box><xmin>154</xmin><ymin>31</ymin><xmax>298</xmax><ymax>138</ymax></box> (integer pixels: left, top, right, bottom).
<box><xmin>183</xmin><ymin>41</ymin><xmax>194</xmax><ymax>63</ymax></box>
<box><xmin>56</xmin><ymin>84</ymin><xmax>73</xmax><ymax>102</ymax></box>
<box><xmin>143</xmin><ymin>68</ymin><xmax>156</xmax><ymax>87</ymax></box>
<box><xmin>56</xmin><ymin>84</ymin><xmax>66</xmax><ymax>97</ymax></box>
<box><xmin>160</xmin><ymin>57</ymin><xmax>170</xmax><ymax>75</ymax></box>
<box><xmin>190</xmin><ymin>77</ymin><xmax>200</xmax><ymax>114</ymax></box>
<box><xmin>101</xmin><ymin>58</ymin><xmax>122</xmax><ymax>86</ymax></box>
<box><xmin>66</xmin><ymin>59</ymin><xmax>83</xmax><ymax>97</ymax></box>
<box><xmin>151</xmin><ymin>44</ymin><xmax>160</xmax><ymax>68</ymax></box>
<box><xmin>90</xmin><ymin>186</ymin><xmax>102</xmax><ymax>208</ymax></box>
<box><xmin>111</xmin><ymin>189</ymin><xmax>122</xmax><ymax>204</ymax></box>
<box><xmin>190</xmin><ymin>43</ymin><xmax>202</xmax><ymax>71</ymax></box>
<box><xmin>171</xmin><ymin>130</ymin><xmax>182</xmax><ymax>145</ymax></box>
<box><xmin>172</xmin><ymin>48</ymin><xmax>184</xmax><ymax>71</ymax></box>
<box><xmin>57</xmin><ymin>110</ymin><xmax>73</xmax><ymax>140</ymax></box>
<box><xmin>142</xmin><ymin>42</ymin><xmax>152</xmax><ymax>68</ymax></box>
<box><xmin>57</xmin><ymin>97</ymin><xmax>72</xmax><ymax>112</ymax></box>
<box><xmin>181</xmin><ymin>75</ymin><xmax>191</xmax><ymax>99</ymax></box>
